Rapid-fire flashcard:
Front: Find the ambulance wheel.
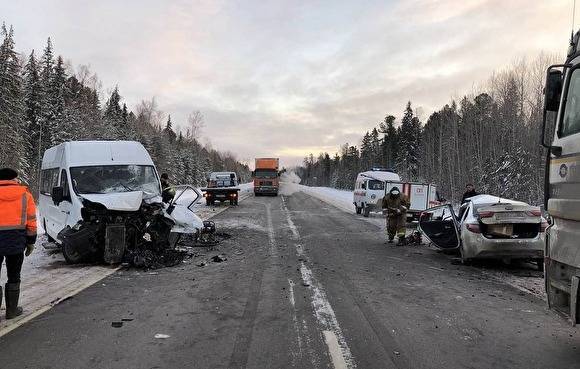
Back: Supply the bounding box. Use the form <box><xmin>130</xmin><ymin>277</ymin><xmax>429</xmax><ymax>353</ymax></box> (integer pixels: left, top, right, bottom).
<box><xmin>355</xmin><ymin>205</ymin><xmax>362</xmax><ymax>214</ymax></box>
<box><xmin>363</xmin><ymin>205</ymin><xmax>370</xmax><ymax>218</ymax></box>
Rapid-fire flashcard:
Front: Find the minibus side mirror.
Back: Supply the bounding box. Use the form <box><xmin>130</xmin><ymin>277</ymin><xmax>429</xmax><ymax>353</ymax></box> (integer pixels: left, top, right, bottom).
<box><xmin>51</xmin><ymin>186</ymin><xmax>64</xmax><ymax>205</ymax></box>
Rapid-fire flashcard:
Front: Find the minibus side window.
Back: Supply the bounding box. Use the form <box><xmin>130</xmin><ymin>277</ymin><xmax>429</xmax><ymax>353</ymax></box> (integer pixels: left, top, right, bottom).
<box><xmin>60</xmin><ymin>169</ymin><xmax>71</xmax><ymax>201</ymax></box>
<box><xmin>40</xmin><ymin>168</ymin><xmax>59</xmax><ymax>195</ymax></box>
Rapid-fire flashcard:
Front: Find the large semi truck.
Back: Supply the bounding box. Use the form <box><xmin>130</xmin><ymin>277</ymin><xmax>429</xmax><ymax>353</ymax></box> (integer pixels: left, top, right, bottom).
<box><xmin>541</xmin><ymin>30</ymin><xmax>580</xmax><ymax>323</ymax></box>
<box><xmin>253</xmin><ymin>158</ymin><xmax>280</xmax><ymax>196</ymax></box>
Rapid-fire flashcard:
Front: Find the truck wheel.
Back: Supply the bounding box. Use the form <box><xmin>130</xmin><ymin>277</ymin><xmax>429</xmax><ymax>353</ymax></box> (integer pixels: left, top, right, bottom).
<box><xmin>363</xmin><ymin>205</ymin><xmax>370</xmax><ymax>217</ymax></box>
<box><xmin>355</xmin><ymin>205</ymin><xmax>362</xmax><ymax>215</ymax></box>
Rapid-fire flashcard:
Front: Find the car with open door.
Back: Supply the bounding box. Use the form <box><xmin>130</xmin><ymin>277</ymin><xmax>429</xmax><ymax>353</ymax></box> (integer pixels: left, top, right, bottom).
<box><xmin>419</xmin><ymin>195</ymin><xmax>546</xmax><ymax>269</ymax></box>
<box><xmin>418</xmin><ymin>204</ymin><xmax>460</xmax><ymax>252</ymax></box>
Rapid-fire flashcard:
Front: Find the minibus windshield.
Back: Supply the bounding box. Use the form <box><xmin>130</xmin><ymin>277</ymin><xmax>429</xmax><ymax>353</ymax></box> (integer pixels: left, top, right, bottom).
<box><xmin>70</xmin><ymin>165</ymin><xmax>161</xmax><ymax>196</ymax></box>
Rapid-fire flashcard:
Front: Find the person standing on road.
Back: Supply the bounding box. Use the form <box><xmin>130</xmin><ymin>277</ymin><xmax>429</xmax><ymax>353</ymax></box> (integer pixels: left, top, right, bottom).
<box><xmin>382</xmin><ymin>186</ymin><xmax>410</xmax><ymax>245</ymax></box>
<box><xmin>461</xmin><ymin>183</ymin><xmax>479</xmax><ymax>204</ymax></box>
<box><xmin>0</xmin><ymin>168</ymin><xmax>36</xmax><ymax>320</ymax></box>
<box><xmin>160</xmin><ymin>173</ymin><xmax>175</xmax><ymax>203</ymax></box>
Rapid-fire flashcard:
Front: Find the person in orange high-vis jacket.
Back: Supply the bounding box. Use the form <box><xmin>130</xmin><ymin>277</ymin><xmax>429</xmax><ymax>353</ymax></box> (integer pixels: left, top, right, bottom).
<box><xmin>0</xmin><ymin>168</ymin><xmax>36</xmax><ymax>320</ymax></box>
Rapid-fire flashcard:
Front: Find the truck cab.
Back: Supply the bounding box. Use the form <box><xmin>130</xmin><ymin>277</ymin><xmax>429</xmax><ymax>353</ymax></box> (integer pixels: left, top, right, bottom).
<box><xmin>253</xmin><ymin>158</ymin><xmax>280</xmax><ymax>196</ymax></box>
<box><xmin>542</xmin><ymin>31</ymin><xmax>580</xmax><ymax>323</ymax></box>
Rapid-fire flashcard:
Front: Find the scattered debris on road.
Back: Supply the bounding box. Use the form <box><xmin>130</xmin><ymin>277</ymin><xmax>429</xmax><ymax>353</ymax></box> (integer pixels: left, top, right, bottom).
<box><xmin>210</xmin><ymin>254</ymin><xmax>227</xmax><ymax>263</ymax></box>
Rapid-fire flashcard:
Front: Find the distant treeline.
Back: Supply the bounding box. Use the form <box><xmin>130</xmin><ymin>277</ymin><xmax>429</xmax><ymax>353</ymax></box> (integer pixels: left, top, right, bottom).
<box><xmin>297</xmin><ymin>54</ymin><xmax>558</xmax><ymax>205</ymax></box>
<box><xmin>0</xmin><ymin>24</ymin><xmax>250</xmax><ymax>195</ymax></box>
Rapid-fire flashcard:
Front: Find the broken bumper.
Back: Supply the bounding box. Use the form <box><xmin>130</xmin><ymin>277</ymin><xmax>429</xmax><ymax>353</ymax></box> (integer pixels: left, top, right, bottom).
<box><xmin>462</xmin><ymin>232</ymin><xmax>545</xmax><ymax>259</ymax></box>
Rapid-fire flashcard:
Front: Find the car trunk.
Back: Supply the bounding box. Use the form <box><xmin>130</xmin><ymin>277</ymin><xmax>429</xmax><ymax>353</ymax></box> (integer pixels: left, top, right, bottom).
<box><xmin>476</xmin><ymin>203</ymin><xmax>541</xmax><ymax>239</ymax></box>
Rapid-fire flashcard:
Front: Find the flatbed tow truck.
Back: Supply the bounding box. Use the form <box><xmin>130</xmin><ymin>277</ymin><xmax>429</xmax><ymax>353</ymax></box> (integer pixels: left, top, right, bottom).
<box><xmin>201</xmin><ymin>172</ymin><xmax>240</xmax><ymax>206</ymax></box>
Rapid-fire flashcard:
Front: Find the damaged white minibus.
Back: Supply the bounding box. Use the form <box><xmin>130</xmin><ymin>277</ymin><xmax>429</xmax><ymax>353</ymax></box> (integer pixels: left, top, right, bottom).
<box><xmin>39</xmin><ymin>141</ymin><xmax>204</xmax><ymax>264</ymax></box>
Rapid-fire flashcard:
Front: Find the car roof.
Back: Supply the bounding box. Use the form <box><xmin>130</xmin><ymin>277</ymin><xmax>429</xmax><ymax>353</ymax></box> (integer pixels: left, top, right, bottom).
<box><xmin>467</xmin><ymin>194</ymin><xmax>528</xmax><ymax>206</ymax></box>
<box><xmin>356</xmin><ymin>171</ymin><xmax>401</xmax><ymax>182</ymax></box>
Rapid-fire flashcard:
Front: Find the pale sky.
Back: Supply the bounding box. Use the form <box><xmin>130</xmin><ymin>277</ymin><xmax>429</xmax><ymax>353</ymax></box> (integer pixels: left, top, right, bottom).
<box><xmin>1</xmin><ymin>0</ymin><xmax>574</xmax><ymax>167</ymax></box>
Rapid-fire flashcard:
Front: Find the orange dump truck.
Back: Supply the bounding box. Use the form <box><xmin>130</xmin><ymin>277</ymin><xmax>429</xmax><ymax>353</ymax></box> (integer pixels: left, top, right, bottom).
<box><xmin>253</xmin><ymin>158</ymin><xmax>280</xmax><ymax>196</ymax></box>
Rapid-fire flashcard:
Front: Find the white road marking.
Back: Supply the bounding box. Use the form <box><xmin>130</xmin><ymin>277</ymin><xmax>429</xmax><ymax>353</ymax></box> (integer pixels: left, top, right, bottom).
<box><xmin>281</xmin><ymin>196</ymin><xmax>356</xmax><ymax>369</ymax></box>
<box><xmin>323</xmin><ymin>331</ymin><xmax>348</xmax><ymax>369</ymax></box>
<box><xmin>300</xmin><ymin>263</ymin><xmax>356</xmax><ymax>369</ymax></box>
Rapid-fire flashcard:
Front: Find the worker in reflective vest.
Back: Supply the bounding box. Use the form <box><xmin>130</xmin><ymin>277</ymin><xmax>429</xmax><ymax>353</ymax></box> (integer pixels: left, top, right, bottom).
<box><xmin>0</xmin><ymin>168</ymin><xmax>37</xmax><ymax>319</ymax></box>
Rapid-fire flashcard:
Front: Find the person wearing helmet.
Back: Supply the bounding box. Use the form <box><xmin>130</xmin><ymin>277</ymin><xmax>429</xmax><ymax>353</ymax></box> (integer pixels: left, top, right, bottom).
<box><xmin>381</xmin><ymin>186</ymin><xmax>410</xmax><ymax>245</ymax></box>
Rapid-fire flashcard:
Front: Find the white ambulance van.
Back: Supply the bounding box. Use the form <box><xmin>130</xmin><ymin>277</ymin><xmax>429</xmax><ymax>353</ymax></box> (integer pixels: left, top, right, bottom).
<box><xmin>353</xmin><ymin>169</ymin><xmax>400</xmax><ymax>217</ymax></box>
<box><xmin>353</xmin><ymin>169</ymin><xmax>439</xmax><ymax>220</ymax></box>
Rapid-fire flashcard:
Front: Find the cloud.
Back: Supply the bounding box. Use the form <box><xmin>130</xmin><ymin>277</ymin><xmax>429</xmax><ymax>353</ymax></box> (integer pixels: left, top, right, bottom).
<box><xmin>0</xmin><ymin>0</ymin><xmax>573</xmax><ymax>166</ymax></box>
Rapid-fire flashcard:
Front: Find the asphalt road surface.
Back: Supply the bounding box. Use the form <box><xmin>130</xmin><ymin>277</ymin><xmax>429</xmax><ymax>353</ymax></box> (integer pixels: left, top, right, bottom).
<box><xmin>0</xmin><ymin>191</ymin><xmax>579</xmax><ymax>369</ymax></box>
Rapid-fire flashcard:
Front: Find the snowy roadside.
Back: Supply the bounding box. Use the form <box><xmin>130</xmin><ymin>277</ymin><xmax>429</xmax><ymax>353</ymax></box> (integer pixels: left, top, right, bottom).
<box><xmin>0</xmin><ymin>183</ymin><xmax>254</xmax><ymax>336</ymax></box>
<box><xmin>285</xmin><ymin>180</ymin><xmax>546</xmax><ymax>301</ymax></box>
